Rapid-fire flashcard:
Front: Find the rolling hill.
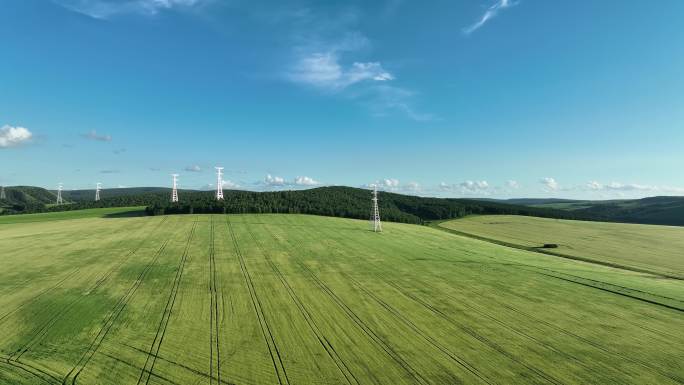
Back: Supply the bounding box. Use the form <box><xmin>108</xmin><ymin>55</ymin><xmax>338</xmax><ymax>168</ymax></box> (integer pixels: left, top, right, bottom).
<box><xmin>511</xmin><ymin>196</ymin><xmax>684</xmax><ymax>226</ymax></box>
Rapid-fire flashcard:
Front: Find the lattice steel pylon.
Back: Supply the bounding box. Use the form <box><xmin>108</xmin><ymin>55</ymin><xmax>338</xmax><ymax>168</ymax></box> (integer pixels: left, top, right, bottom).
<box><xmin>215</xmin><ymin>167</ymin><xmax>224</xmax><ymax>200</ymax></box>
<box><xmin>171</xmin><ymin>174</ymin><xmax>179</xmax><ymax>203</ymax></box>
<box><xmin>370</xmin><ymin>184</ymin><xmax>382</xmax><ymax>232</ymax></box>
<box><xmin>56</xmin><ymin>183</ymin><xmax>64</xmax><ymax>205</ymax></box>
<box><xmin>95</xmin><ymin>183</ymin><xmax>101</xmax><ymax>202</ymax></box>
<box><xmin>0</xmin><ymin>186</ymin><xmax>5</xmax><ymax>200</ymax></box>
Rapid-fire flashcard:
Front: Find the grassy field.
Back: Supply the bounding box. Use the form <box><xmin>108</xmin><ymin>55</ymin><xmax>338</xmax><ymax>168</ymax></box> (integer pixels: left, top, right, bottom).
<box><xmin>0</xmin><ymin>212</ymin><xmax>683</xmax><ymax>384</ymax></box>
<box><xmin>438</xmin><ymin>215</ymin><xmax>684</xmax><ymax>279</ymax></box>
<box><xmin>0</xmin><ymin>207</ymin><xmax>145</xmax><ymax>224</ymax></box>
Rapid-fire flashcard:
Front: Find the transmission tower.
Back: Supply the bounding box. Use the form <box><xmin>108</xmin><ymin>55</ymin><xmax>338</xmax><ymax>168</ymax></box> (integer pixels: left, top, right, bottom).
<box><xmin>56</xmin><ymin>183</ymin><xmax>64</xmax><ymax>205</ymax></box>
<box><xmin>95</xmin><ymin>183</ymin><xmax>101</xmax><ymax>202</ymax></box>
<box><xmin>215</xmin><ymin>167</ymin><xmax>224</xmax><ymax>200</ymax></box>
<box><xmin>171</xmin><ymin>174</ymin><xmax>179</xmax><ymax>203</ymax></box>
<box><xmin>370</xmin><ymin>184</ymin><xmax>382</xmax><ymax>232</ymax></box>
<box><xmin>0</xmin><ymin>186</ymin><xmax>5</xmax><ymax>200</ymax></box>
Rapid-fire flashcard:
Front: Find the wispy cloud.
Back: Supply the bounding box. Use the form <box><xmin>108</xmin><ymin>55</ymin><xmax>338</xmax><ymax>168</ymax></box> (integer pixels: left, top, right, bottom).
<box><xmin>54</xmin><ymin>0</ymin><xmax>206</xmax><ymax>19</ymax></box>
<box><xmin>288</xmin><ymin>52</ymin><xmax>393</xmax><ymax>91</ymax></box>
<box><xmin>82</xmin><ymin>130</ymin><xmax>112</xmax><ymax>142</ymax></box>
<box><xmin>100</xmin><ymin>169</ymin><xmax>119</xmax><ymax>174</ymax></box>
<box><xmin>184</xmin><ymin>165</ymin><xmax>202</xmax><ymax>172</ymax></box>
<box><xmin>0</xmin><ymin>125</ymin><xmax>33</xmax><ymax>148</ymax></box>
<box><xmin>365</xmin><ymin>85</ymin><xmax>436</xmax><ymax>122</ymax></box>
<box><xmin>113</xmin><ymin>148</ymin><xmax>127</xmax><ymax>155</ymax></box>
<box><xmin>463</xmin><ymin>0</ymin><xmax>517</xmax><ymax>35</ymax></box>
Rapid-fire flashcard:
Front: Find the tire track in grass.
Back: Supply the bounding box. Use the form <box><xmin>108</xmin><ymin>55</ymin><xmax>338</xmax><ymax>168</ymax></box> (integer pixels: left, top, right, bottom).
<box><xmin>342</xmin><ymin>272</ymin><xmax>497</xmax><ymax>385</ymax></box>
<box><xmin>244</xmin><ymin>221</ymin><xmax>359</xmax><ymax>385</ymax></box>
<box><xmin>137</xmin><ymin>219</ymin><xmax>197</xmax><ymax>385</ymax></box>
<box><xmin>121</xmin><ymin>343</ymin><xmax>238</xmax><ymax>385</ymax></box>
<box><xmin>0</xmin><ymin>357</ymin><xmax>60</xmax><ymax>384</ymax></box>
<box><xmin>403</xmin><ymin>278</ymin><xmax>623</xmax><ymax>385</ymax></box>
<box><xmin>7</xmin><ymin>218</ymin><xmax>171</xmax><ymax>364</ymax></box>
<box><xmin>62</xmin><ymin>240</ymin><xmax>170</xmax><ymax>385</ymax></box>
<box><xmin>225</xmin><ymin>216</ymin><xmax>290</xmax><ymax>385</ymax></box>
<box><xmin>209</xmin><ymin>217</ymin><xmax>221</xmax><ymax>385</ymax></box>
<box><xmin>294</xmin><ymin>260</ymin><xmax>430</xmax><ymax>385</ymax></box>
<box><xmin>383</xmin><ymin>281</ymin><xmax>566</xmax><ymax>385</ymax></box>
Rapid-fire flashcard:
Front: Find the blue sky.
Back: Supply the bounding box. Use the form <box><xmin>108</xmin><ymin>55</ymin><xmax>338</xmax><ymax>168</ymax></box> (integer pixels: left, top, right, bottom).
<box><xmin>1</xmin><ymin>0</ymin><xmax>683</xmax><ymax>199</ymax></box>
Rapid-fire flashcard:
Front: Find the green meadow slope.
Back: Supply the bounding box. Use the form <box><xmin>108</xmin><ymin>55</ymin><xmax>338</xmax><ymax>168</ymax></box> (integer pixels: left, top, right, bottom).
<box><xmin>0</xmin><ymin>212</ymin><xmax>682</xmax><ymax>384</ymax></box>
<box><xmin>439</xmin><ymin>215</ymin><xmax>684</xmax><ymax>279</ymax></box>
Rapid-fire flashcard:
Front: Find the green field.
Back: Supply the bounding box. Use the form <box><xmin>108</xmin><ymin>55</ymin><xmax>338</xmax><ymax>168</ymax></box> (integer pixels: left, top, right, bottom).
<box><xmin>1</xmin><ymin>212</ymin><xmax>683</xmax><ymax>385</ymax></box>
<box><xmin>438</xmin><ymin>215</ymin><xmax>684</xmax><ymax>279</ymax></box>
<box><xmin>0</xmin><ymin>207</ymin><xmax>146</xmax><ymax>224</ymax></box>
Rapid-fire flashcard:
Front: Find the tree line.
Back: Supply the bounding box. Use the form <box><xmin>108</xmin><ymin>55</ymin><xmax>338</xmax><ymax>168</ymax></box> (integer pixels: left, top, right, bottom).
<box><xmin>1</xmin><ymin>185</ymin><xmax>586</xmax><ymax>224</ymax></box>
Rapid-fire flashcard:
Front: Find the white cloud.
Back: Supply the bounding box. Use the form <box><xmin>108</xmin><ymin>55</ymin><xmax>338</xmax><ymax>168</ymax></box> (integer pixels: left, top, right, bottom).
<box><xmin>365</xmin><ymin>178</ymin><xmax>421</xmax><ymax>193</ymax></box>
<box><xmin>222</xmin><ymin>180</ymin><xmax>241</xmax><ymax>189</ymax></box>
<box><xmin>82</xmin><ymin>130</ymin><xmax>112</xmax><ymax>142</ymax></box>
<box><xmin>55</xmin><ymin>0</ymin><xmax>205</xmax><ymax>19</ymax></box>
<box><xmin>264</xmin><ymin>174</ymin><xmax>286</xmax><ymax>186</ymax></box>
<box><xmin>506</xmin><ymin>180</ymin><xmax>520</xmax><ymax>189</ymax></box>
<box><xmin>185</xmin><ymin>165</ymin><xmax>202</xmax><ymax>172</ymax></box>
<box><xmin>463</xmin><ymin>0</ymin><xmax>517</xmax><ymax>35</ymax></box>
<box><xmin>438</xmin><ymin>180</ymin><xmax>490</xmax><ymax>195</ymax></box>
<box><xmin>584</xmin><ymin>181</ymin><xmax>684</xmax><ymax>194</ymax></box>
<box><xmin>288</xmin><ymin>52</ymin><xmax>393</xmax><ymax>91</ymax></box>
<box><xmin>0</xmin><ymin>125</ymin><xmax>33</xmax><ymax>148</ymax></box>
<box><xmin>294</xmin><ymin>176</ymin><xmax>320</xmax><ymax>186</ymax></box>
<box><xmin>540</xmin><ymin>177</ymin><xmax>559</xmax><ymax>191</ymax></box>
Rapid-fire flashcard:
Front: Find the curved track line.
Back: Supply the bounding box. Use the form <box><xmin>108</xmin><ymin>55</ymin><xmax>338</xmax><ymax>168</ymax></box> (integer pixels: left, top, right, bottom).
<box><xmin>137</xmin><ymin>220</ymin><xmax>197</xmax><ymax>385</ymax></box>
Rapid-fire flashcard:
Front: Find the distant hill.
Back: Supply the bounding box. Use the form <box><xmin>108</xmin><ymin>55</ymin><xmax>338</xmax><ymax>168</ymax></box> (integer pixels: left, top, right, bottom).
<box><xmin>503</xmin><ymin>198</ymin><xmax>585</xmax><ymax>206</ymax></box>
<box><xmin>572</xmin><ymin>196</ymin><xmax>684</xmax><ymax>226</ymax></box>
<box><xmin>0</xmin><ymin>186</ymin><xmax>58</xmax><ymax>214</ymax></box>
<box><xmin>511</xmin><ymin>196</ymin><xmax>684</xmax><ymax>226</ymax></box>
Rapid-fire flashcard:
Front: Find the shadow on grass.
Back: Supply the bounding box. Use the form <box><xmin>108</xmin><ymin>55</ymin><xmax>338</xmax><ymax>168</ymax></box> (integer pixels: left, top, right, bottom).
<box><xmin>102</xmin><ymin>210</ymin><xmax>148</xmax><ymax>218</ymax></box>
